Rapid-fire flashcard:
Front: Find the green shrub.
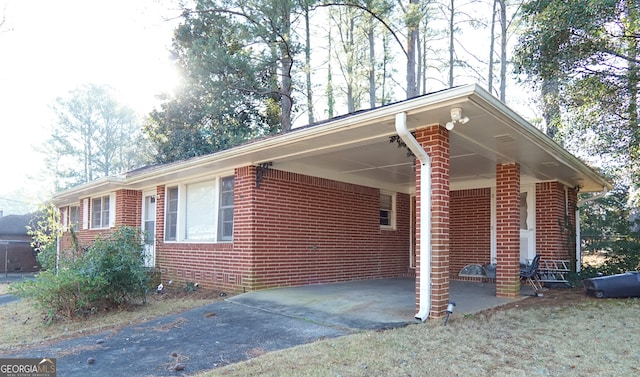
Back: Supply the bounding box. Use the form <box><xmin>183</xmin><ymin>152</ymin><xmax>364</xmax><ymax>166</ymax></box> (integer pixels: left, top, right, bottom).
<box><xmin>10</xmin><ymin>226</ymin><xmax>149</xmax><ymax>321</ymax></box>
<box><xmin>84</xmin><ymin>226</ymin><xmax>149</xmax><ymax>306</ymax></box>
<box><xmin>570</xmin><ymin>240</ymin><xmax>640</xmax><ymax>286</ymax></box>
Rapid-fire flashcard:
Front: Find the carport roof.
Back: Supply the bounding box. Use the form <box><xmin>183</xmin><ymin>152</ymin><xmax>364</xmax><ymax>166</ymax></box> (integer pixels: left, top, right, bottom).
<box><xmin>52</xmin><ymin>84</ymin><xmax>610</xmax><ymax>204</ymax></box>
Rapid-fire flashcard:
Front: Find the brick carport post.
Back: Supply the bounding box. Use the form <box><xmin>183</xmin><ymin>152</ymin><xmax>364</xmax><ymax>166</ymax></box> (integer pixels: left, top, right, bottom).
<box><xmin>416</xmin><ymin>125</ymin><xmax>450</xmax><ymax>318</ymax></box>
<box><xmin>495</xmin><ymin>162</ymin><xmax>521</xmax><ymax>298</ymax></box>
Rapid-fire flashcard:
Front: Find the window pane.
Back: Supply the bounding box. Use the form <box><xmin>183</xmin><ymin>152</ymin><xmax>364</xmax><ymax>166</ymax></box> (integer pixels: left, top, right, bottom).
<box><xmin>165</xmin><ymin>187</ymin><xmax>178</xmax><ymax>241</ymax></box>
<box><xmin>70</xmin><ymin>206</ymin><xmax>79</xmax><ymax>231</ymax></box>
<box><xmin>91</xmin><ymin>198</ymin><xmax>101</xmax><ymax>228</ymax></box>
<box><xmin>380</xmin><ymin>194</ymin><xmax>392</xmax><ymax>210</ymax></box>
<box><xmin>380</xmin><ymin>210</ymin><xmax>391</xmax><ymax>226</ymax></box>
<box><xmin>218</xmin><ymin>176</ymin><xmax>234</xmax><ymax>241</ymax></box>
<box><xmin>380</xmin><ymin>194</ymin><xmax>393</xmax><ymax>226</ymax></box>
<box><xmin>102</xmin><ymin>196</ymin><xmax>110</xmax><ymax>227</ymax></box>
<box><xmin>185</xmin><ymin>181</ymin><xmax>215</xmax><ymax>240</ymax></box>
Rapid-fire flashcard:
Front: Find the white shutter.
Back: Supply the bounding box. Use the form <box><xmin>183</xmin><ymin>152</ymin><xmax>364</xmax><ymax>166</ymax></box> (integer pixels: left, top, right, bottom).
<box><xmin>82</xmin><ymin>198</ymin><xmax>89</xmax><ymax>230</ymax></box>
<box><xmin>109</xmin><ymin>193</ymin><xmax>116</xmax><ymax>227</ymax></box>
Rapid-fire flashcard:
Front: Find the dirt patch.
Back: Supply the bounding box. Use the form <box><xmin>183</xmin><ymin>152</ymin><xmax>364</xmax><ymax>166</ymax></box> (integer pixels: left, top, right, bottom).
<box><xmin>485</xmin><ymin>286</ymin><xmax>596</xmax><ymax>313</ymax></box>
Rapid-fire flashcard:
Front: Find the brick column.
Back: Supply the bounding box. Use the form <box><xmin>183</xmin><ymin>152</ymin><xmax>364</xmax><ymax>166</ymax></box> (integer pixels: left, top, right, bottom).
<box><xmin>416</xmin><ymin>125</ymin><xmax>450</xmax><ymax>318</ymax></box>
<box><xmin>495</xmin><ymin>163</ymin><xmax>520</xmax><ymax>298</ymax></box>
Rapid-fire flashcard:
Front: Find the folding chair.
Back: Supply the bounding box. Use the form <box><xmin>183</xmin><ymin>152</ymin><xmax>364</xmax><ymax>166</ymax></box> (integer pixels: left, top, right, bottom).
<box><xmin>520</xmin><ymin>254</ymin><xmax>544</xmax><ymax>296</ymax></box>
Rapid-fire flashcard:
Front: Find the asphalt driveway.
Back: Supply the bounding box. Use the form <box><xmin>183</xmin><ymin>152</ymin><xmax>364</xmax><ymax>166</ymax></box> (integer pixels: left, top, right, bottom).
<box><xmin>1</xmin><ymin>299</ymin><xmax>354</xmax><ymax>377</ymax></box>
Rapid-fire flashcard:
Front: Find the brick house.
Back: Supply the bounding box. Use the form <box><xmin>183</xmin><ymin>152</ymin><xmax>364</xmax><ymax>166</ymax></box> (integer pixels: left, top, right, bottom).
<box><xmin>52</xmin><ymin>85</ymin><xmax>610</xmax><ymax>319</ymax></box>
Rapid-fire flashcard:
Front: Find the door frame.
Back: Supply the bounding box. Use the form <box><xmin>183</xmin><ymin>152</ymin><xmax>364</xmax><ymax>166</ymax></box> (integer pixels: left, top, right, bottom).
<box><xmin>141</xmin><ymin>190</ymin><xmax>157</xmax><ymax>268</ymax></box>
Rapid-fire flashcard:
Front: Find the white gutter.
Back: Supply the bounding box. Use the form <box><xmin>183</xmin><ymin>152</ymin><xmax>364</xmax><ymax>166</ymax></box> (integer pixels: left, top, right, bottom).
<box><xmin>575</xmin><ymin>187</ymin><xmax>609</xmax><ymax>272</ymax></box>
<box><xmin>395</xmin><ymin>112</ymin><xmax>432</xmax><ymax>322</ymax></box>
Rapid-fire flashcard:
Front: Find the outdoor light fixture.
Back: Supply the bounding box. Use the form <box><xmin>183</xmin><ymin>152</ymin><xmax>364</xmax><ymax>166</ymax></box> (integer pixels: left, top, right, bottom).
<box><xmin>445</xmin><ymin>107</ymin><xmax>470</xmax><ymax>131</ymax></box>
<box><xmin>444</xmin><ymin>301</ymin><xmax>456</xmax><ymax>326</ymax></box>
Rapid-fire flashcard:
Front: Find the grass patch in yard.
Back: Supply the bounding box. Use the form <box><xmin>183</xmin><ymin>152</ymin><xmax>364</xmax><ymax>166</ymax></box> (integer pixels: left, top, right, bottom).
<box><xmin>199</xmin><ymin>290</ymin><xmax>640</xmax><ymax>377</ymax></box>
<box><xmin>0</xmin><ymin>286</ymin><xmax>227</xmax><ymax>352</ymax></box>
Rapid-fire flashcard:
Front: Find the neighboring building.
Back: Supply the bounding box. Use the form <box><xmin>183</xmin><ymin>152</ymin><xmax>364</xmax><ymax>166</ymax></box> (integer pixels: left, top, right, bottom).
<box><xmin>0</xmin><ymin>213</ymin><xmax>40</xmax><ymax>272</ymax></box>
<box><xmin>51</xmin><ymin>85</ymin><xmax>610</xmax><ymax>319</ymax></box>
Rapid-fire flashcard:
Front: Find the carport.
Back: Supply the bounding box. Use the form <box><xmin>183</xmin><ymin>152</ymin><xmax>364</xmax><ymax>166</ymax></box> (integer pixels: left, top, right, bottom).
<box><xmin>229</xmin><ymin>278</ymin><xmax>535</xmax><ymax>329</ymax></box>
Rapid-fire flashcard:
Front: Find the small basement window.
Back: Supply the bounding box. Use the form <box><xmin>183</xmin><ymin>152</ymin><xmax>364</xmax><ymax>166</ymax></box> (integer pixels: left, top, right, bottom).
<box><xmin>380</xmin><ymin>192</ymin><xmax>395</xmax><ymax>229</ymax></box>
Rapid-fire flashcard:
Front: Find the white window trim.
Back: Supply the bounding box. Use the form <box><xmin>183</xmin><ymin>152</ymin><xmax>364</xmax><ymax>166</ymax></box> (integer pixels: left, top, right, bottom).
<box><xmin>164</xmin><ymin>176</ymin><xmax>233</xmax><ymax>243</ymax></box>
<box><xmin>380</xmin><ymin>191</ymin><xmax>397</xmax><ymax>230</ymax></box>
<box><xmin>89</xmin><ymin>193</ymin><xmax>115</xmax><ymax>230</ymax></box>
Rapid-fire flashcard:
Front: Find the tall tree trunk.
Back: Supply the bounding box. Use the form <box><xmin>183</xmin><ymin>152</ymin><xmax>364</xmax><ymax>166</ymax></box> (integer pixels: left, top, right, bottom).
<box><xmin>326</xmin><ymin>28</ymin><xmax>335</xmax><ymax>118</ymax></box>
<box><xmin>406</xmin><ymin>0</ymin><xmax>419</xmax><ymax>98</ymax></box>
<box><xmin>279</xmin><ymin>0</ymin><xmax>293</xmax><ymax>131</ymax></box>
<box><xmin>368</xmin><ymin>15</ymin><xmax>376</xmax><ymax>108</ymax></box>
<box><xmin>448</xmin><ymin>0</ymin><xmax>455</xmax><ymax>87</ymax></box>
<box><xmin>626</xmin><ymin>1</ymin><xmax>639</xmax><ymax>166</ymax></box>
<box><xmin>304</xmin><ymin>3</ymin><xmax>314</xmax><ymax>124</ymax></box>
<box><xmin>488</xmin><ymin>0</ymin><xmax>497</xmax><ymax>94</ymax></box>
<box><xmin>346</xmin><ymin>15</ymin><xmax>356</xmax><ymax>113</ymax></box>
<box><xmin>499</xmin><ymin>0</ymin><xmax>507</xmax><ymax>102</ymax></box>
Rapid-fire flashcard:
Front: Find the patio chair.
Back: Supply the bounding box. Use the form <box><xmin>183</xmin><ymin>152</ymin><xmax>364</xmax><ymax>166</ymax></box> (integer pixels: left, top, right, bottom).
<box><xmin>520</xmin><ymin>254</ymin><xmax>543</xmax><ymax>296</ymax></box>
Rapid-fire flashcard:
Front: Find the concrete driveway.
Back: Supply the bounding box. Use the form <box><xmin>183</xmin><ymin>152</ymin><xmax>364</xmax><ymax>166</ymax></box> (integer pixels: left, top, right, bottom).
<box><xmin>1</xmin><ymin>278</ymin><xmax>529</xmax><ymax>376</ymax></box>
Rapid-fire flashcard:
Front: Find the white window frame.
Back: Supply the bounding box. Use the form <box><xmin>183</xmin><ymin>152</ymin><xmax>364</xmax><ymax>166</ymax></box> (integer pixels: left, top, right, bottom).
<box><xmin>380</xmin><ymin>191</ymin><xmax>396</xmax><ymax>230</ymax></box>
<box><xmin>65</xmin><ymin>205</ymin><xmax>80</xmax><ymax>232</ymax></box>
<box><xmin>61</xmin><ymin>207</ymin><xmax>69</xmax><ymax>230</ymax></box>
<box><xmin>90</xmin><ymin>194</ymin><xmax>115</xmax><ymax>229</ymax></box>
<box><xmin>164</xmin><ymin>175</ymin><xmax>234</xmax><ymax>243</ymax></box>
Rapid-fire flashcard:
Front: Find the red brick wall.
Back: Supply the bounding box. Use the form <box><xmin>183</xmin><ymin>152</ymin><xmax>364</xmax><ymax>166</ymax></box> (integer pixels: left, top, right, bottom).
<box><xmin>153</xmin><ymin>166</ymin><xmax>411</xmax><ymax>292</ymax></box>
<box><xmin>115</xmin><ymin>189</ymin><xmax>142</xmax><ymax>227</ymax></box>
<box><xmin>450</xmin><ymin>188</ymin><xmax>491</xmax><ymax>279</ymax></box>
<box><xmin>243</xmin><ymin>168</ymin><xmax>411</xmax><ymax>289</ymax></box>
<box><xmin>536</xmin><ymin>182</ymin><xmax>578</xmax><ymax>264</ymax></box>
<box><xmin>495</xmin><ymin>163</ymin><xmax>520</xmax><ymax>298</ymax></box>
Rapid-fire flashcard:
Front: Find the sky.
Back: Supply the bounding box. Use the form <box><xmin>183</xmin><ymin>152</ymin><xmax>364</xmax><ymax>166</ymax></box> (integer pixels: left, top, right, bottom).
<box><xmin>0</xmin><ymin>1</ymin><xmax>541</xmax><ymax>215</ymax></box>
<box><xmin>0</xmin><ymin>0</ymin><xmax>182</xmax><ymax>213</ymax></box>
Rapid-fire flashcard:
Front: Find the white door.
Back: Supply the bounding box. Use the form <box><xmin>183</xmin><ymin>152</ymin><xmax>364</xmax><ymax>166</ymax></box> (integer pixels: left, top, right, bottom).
<box><xmin>142</xmin><ymin>193</ymin><xmax>156</xmax><ymax>267</ymax></box>
<box><xmin>519</xmin><ymin>186</ymin><xmax>536</xmax><ymax>265</ymax></box>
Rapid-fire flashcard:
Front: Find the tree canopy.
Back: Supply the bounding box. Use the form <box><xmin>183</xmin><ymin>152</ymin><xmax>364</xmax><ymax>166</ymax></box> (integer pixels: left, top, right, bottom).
<box><xmin>45</xmin><ymin>84</ymin><xmax>150</xmax><ymax>190</ymax></box>
<box><xmin>144</xmin><ymin>0</ymin><xmax>289</xmax><ymax>163</ymax></box>
<box><xmin>514</xmin><ymin>0</ymin><xmax>640</xmax><ymax>186</ymax></box>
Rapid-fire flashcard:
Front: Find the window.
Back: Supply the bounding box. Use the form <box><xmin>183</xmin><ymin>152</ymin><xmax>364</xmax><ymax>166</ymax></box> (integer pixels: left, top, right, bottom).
<box><xmin>380</xmin><ymin>192</ymin><xmax>395</xmax><ymax>228</ymax></box>
<box><xmin>185</xmin><ymin>181</ymin><xmax>216</xmax><ymax>240</ymax></box>
<box><xmin>165</xmin><ymin>187</ymin><xmax>178</xmax><ymax>241</ymax></box>
<box><xmin>91</xmin><ymin>195</ymin><xmax>111</xmax><ymax>229</ymax></box>
<box><xmin>520</xmin><ymin>192</ymin><xmax>528</xmax><ymax>230</ymax></box>
<box><xmin>165</xmin><ymin>176</ymin><xmax>234</xmax><ymax>242</ymax></box>
<box><xmin>218</xmin><ymin>176</ymin><xmax>234</xmax><ymax>241</ymax></box>
<box><xmin>69</xmin><ymin>206</ymin><xmax>79</xmax><ymax>231</ymax></box>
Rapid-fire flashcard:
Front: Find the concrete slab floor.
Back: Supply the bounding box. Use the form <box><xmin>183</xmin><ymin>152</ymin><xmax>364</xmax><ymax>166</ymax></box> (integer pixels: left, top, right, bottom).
<box><xmin>229</xmin><ymin>278</ymin><xmax>535</xmax><ymax>329</ymax></box>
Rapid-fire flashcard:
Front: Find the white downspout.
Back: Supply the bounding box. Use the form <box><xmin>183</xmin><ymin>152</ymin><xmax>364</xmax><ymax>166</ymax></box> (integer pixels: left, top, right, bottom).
<box><xmin>575</xmin><ymin>187</ymin><xmax>609</xmax><ymax>273</ymax></box>
<box><xmin>575</xmin><ymin>209</ymin><xmax>581</xmax><ymax>272</ymax></box>
<box><xmin>395</xmin><ymin>112</ymin><xmax>432</xmax><ymax>322</ymax></box>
